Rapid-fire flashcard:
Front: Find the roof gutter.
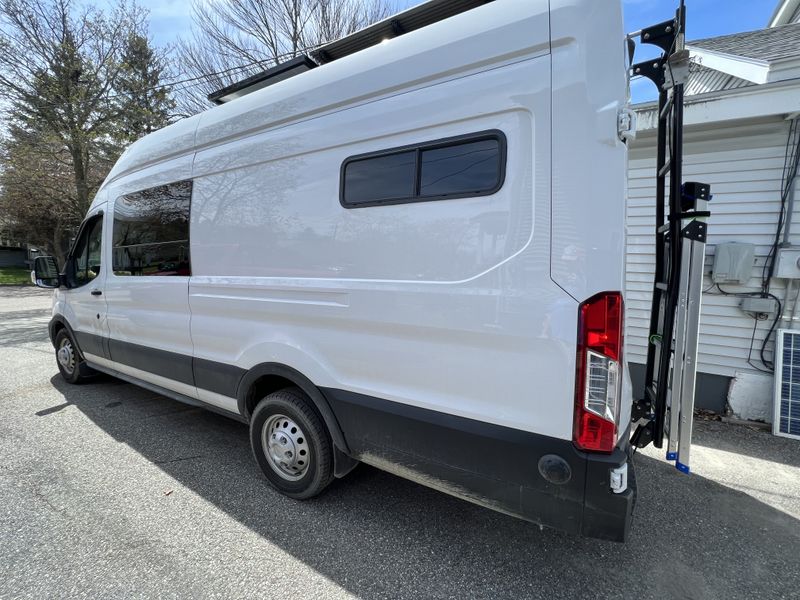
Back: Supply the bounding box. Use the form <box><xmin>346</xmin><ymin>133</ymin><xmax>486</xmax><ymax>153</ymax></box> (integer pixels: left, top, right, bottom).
<box><xmin>632</xmin><ymin>76</ymin><xmax>800</xmax><ymax>132</ymax></box>
<box><xmin>686</xmin><ymin>46</ymin><xmax>771</xmax><ymax>84</ymax></box>
<box><xmin>769</xmin><ymin>0</ymin><xmax>800</xmax><ymax>27</ymax></box>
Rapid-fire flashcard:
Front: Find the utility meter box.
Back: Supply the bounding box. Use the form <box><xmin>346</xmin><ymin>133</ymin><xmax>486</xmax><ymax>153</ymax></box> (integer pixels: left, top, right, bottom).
<box><xmin>773</xmin><ymin>248</ymin><xmax>800</xmax><ymax>279</ymax></box>
<box><xmin>712</xmin><ymin>242</ymin><xmax>755</xmax><ymax>285</ymax></box>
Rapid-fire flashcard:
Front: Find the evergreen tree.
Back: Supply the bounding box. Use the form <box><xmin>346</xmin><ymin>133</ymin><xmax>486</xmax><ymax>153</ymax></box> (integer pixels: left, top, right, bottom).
<box><xmin>115</xmin><ymin>33</ymin><xmax>175</xmax><ymax>144</ymax></box>
<box><xmin>0</xmin><ymin>0</ymin><xmax>177</xmax><ymax>258</ymax></box>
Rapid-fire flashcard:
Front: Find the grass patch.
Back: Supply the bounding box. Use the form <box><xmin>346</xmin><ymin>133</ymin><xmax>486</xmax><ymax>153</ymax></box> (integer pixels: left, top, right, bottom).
<box><xmin>0</xmin><ymin>267</ymin><xmax>31</xmax><ymax>286</ymax></box>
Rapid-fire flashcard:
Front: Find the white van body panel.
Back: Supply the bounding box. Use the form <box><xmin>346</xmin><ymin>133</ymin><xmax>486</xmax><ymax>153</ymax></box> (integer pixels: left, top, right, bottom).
<box><xmin>186</xmin><ymin>6</ymin><xmax>575</xmax><ymax>439</ymax></box>
<box><xmin>192</xmin><ymin>106</ymin><xmax>531</xmax><ymax>282</ymax></box>
<box><xmin>550</xmin><ymin>0</ymin><xmax>632</xmax><ymax>429</ymax></box>
<box><xmin>103</xmin><ymin>159</ymin><xmax>194</xmax><ymax>355</ymax></box>
<box><xmin>99</xmin><ymin>156</ymin><xmax>198</xmax><ymax>399</ymax></box>
<box><xmin>102</xmin><ymin>117</ymin><xmax>200</xmax><ymax>188</ymax></box>
<box><xmin>550</xmin><ymin>0</ymin><xmax>629</xmax><ymax>302</ymax></box>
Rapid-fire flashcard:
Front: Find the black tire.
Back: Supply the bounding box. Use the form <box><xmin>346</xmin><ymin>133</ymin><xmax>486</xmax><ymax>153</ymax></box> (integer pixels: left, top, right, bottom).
<box><xmin>54</xmin><ymin>328</ymin><xmax>91</xmax><ymax>384</ymax></box>
<box><xmin>250</xmin><ymin>387</ymin><xmax>334</xmax><ymax>499</ymax></box>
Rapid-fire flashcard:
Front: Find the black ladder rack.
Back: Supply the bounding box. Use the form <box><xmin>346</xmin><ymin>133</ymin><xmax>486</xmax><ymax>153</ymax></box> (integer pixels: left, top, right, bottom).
<box><xmin>628</xmin><ymin>2</ymin><xmax>712</xmax><ymax>473</ymax></box>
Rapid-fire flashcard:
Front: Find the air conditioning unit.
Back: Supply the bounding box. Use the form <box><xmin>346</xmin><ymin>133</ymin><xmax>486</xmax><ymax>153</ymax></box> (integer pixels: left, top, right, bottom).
<box><xmin>773</xmin><ymin>329</ymin><xmax>800</xmax><ymax>440</ymax></box>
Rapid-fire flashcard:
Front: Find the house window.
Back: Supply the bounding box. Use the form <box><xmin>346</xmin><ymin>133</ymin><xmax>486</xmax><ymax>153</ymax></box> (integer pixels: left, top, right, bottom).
<box><xmin>112</xmin><ymin>180</ymin><xmax>192</xmax><ymax>276</ymax></box>
<box><xmin>341</xmin><ymin>130</ymin><xmax>506</xmax><ymax>208</ymax></box>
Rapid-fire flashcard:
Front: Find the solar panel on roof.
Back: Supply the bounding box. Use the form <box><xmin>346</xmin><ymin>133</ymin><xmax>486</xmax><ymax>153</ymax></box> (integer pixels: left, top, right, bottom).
<box><xmin>207</xmin><ymin>56</ymin><xmax>317</xmax><ymax>104</ymax></box>
<box><xmin>773</xmin><ymin>329</ymin><xmax>800</xmax><ymax>440</ymax></box>
<box><xmin>311</xmin><ymin>0</ymin><xmax>495</xmax><ymax>64</ymax></box>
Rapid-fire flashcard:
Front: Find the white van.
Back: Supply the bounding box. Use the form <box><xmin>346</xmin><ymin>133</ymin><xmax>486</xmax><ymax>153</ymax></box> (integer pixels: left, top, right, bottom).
<box><xmin>33</xmin><ymin>0</ymin><xmax>638</xmax><ymax>541</ymax></box>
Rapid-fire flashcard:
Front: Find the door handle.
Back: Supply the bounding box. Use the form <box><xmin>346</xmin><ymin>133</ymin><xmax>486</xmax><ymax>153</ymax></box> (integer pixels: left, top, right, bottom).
<box><xmin>91</xmin><ymin>289</ymin><xmax>103</xmax><ymax>296</ymax></box>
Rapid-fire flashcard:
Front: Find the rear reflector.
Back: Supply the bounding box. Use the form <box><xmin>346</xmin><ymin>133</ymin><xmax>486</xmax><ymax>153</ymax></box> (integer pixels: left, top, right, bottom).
<box><xmin>574</xmin><ymin>292</ymin><xmax>624</xmax><ymax>453</ymax></box>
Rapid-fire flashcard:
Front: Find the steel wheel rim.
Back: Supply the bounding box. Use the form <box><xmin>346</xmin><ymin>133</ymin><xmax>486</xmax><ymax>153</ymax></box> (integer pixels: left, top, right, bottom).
<box><xmin>261</xmin><ymin>413</ymin><xmax>311</xmax><ymax>481</ymax></box>
<box><xmin>57</xmin><ymin>338</ymin><xmax>76</xmax><ymax>375</ymax></box>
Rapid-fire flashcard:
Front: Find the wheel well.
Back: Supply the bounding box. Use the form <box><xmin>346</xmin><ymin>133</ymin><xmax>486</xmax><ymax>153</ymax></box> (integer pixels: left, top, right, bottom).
<box><xmin>237</xmin><ymin>363</ymin><xmax>351</xmax><ymax>457</ymax></box>
<box><xmin>243</xmin><ymin>375</ymin><xmax>296</xmax><ymax>419</ymax></box>
<box><xmin>50</xmin><ymin>320</ymin><xmax>66</xmax><ymax>346</ymax></box>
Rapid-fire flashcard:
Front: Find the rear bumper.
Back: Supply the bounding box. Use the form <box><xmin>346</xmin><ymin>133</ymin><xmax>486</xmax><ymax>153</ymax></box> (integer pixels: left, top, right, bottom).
<box><xmin>580</xmin><ymin>445</ymin><xmax>636</xmax><ymax>542</ymax></box>
<box><xmin>527</xmin><ymin>442</ymin><xmax>636</xmax><ymax>543</ymax></box>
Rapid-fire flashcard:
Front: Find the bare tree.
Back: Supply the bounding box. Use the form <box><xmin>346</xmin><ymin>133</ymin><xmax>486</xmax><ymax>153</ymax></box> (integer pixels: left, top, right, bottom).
<box><xmin>176</xmin><ymin>0</ymin><xmax>395</xmax><ymax>115</ymax></box>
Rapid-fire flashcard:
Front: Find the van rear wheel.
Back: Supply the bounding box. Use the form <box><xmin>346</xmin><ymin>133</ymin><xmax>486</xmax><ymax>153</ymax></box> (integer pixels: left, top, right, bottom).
<box><xmin>250</xmin><ymin>387</ymin><xmax>334</xmax><ymax>499</ymax></box>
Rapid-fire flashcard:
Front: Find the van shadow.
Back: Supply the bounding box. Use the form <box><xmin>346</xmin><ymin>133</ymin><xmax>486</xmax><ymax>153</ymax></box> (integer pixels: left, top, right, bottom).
<box><xmin>47</xmin><ymin>375</ymin><xmax>800</xmax><ymax>600</ymax></box>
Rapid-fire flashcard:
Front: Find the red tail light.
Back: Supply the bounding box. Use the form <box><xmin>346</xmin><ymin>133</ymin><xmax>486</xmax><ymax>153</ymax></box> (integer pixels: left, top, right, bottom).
<box><xmin>574</xmin><ymin>292</ymin><xmax>624</xmax><ymax>453</ymax></box>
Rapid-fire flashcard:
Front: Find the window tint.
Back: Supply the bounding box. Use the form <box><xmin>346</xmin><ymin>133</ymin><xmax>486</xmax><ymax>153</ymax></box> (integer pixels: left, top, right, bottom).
<box><xmin>71</xmin><ymin>217</ymin><xmax>103</xmax><ymax>287</ymax></box>
<box><xmin>112</xmin><ymin>180</ymin><xmax>192</xmax><ymax>276</ymax></box>
<box><xmin>343</xmin><ymin>151</ymin><xmax>416</xmax><ymax>206</ymax></box>
<box><xmin>420</xmin><ymin>139</ymin><xmax>501</xmax><ymax>197</ymax></box>
<box><xmin>341</xmin><ymin>131</ymin><xmax>505</xmax><ymax>208</ymax></box>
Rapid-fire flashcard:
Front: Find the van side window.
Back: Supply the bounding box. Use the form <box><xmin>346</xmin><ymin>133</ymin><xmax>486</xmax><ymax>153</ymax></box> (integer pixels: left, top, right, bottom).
<box><xmin>341</xmin><ymin>130</ymin><xmax>506</xmax><ymax>208</ymax></box>
<box><xmin>112</xmin><ymin>180</ymin><xmax>192</xmax><ymax>276</ymax></box>
<box><xmin>342</xmin><ymin>151</ymin><xmax>416</xmax><ymax>205</ymax></box>
<box><xmin>69</xmin><ymin>216</ymin><xmax>103</xmax><ymax>288</ymax></box>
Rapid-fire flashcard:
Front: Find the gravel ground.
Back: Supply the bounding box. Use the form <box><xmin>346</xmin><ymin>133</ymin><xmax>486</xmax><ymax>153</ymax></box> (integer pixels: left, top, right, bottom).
<box><xmin>0</xmin><ymin>286</ymin><xmax>798</xmax><ymax>600</ymax></box>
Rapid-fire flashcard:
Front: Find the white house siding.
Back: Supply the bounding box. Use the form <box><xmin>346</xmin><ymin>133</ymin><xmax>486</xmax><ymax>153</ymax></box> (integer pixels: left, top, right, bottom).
<box><xmin>626</xmin><ymin>116</ymin><xmax>799</xmax><ymax>417</ymax></box>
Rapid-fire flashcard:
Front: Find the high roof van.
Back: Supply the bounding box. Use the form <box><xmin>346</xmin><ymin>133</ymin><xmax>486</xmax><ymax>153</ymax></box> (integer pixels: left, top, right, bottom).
<box><xmin>32</xmin><ymin>0</ymin><xmax>644</xmax><ymax>541</ymax></box>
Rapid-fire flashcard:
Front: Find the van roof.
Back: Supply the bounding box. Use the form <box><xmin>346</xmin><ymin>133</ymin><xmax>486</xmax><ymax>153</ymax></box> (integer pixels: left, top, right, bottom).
<box><xmin>207</xmin><ymin>0</ymin><xmax>496</xmax><ymax>106</ymax></box>
<box><xmin>96</xmin><ymin>0</ymin><xmax>544</xmax><ymax>205</ymax></box>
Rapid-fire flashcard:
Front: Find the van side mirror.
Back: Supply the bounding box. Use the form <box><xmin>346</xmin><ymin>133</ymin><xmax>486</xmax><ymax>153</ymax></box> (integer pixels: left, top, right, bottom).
<box><xmin>32</xmin><ymin>256</ymin><xmax>61</xmax><ymax>289</ymax></box>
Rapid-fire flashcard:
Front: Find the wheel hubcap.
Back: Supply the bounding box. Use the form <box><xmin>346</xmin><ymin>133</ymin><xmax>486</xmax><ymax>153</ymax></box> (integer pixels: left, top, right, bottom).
<box><xmin>57</xmin><ymin>339</ymin><xmax>75</xmax><ymax>374</ymax></box>
<box><xmin>262</xmin><ymin>414</ymin><xmax>311</xmax><ymax>481</ymax></box>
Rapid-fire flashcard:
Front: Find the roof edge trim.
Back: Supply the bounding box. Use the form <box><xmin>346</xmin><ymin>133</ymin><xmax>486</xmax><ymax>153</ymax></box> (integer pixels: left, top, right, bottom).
<box><xmin>687</xmin><ymin>47</ymin><xmax>771</xmax><ymax>84</ymax></box>
<box><xmin>769</xmin><ymin>0</ymin><xmax>800</xmax><ymax>28</ymax></box>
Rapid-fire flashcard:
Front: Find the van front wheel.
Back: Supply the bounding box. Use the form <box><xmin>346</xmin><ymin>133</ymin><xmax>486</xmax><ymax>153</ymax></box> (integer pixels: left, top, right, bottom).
<box><xmin>54</xmin><ymin>328</ymin><xmax>91</xmax><ymax>384</ymax></box>
<box><xmin>250</xmin><ymin>387</ymin><xmax>334</xmax><ymax>499</ymax></box>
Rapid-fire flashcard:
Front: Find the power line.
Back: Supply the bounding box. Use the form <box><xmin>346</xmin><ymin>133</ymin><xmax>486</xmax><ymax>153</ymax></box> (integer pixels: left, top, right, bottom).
<box><xmin>13</xmin><ymin>45</ymin><xmax>322</xmax><ymax>112</ymax></box>
<box><xmin>146</xmin><ymin>46</ymin><xmax>319</xmax><ymax>96</ymax></box>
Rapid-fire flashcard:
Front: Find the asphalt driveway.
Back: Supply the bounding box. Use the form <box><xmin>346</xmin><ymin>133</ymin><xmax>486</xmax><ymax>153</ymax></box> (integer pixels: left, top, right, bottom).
<box><xmin>1</xmin><ymin>286</ymin><xmax>798</xmax><ymax>599</ymax></box>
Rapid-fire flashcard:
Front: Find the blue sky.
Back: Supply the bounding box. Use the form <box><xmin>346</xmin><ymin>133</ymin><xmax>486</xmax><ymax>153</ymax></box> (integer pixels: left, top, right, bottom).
<box><xmin>624</xmin><ymin>0</ymin><xmax>774</xmax><ymax>39</ymax></box>
<box><xmin>141</xmin><ymin>1</ymin><xmax>776</xmax><ymax>48</ymax></box>
<box><xmin>138</xmin><ymin>0</ymin><xmax>776</xmax><ymax>102</ymax></box>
